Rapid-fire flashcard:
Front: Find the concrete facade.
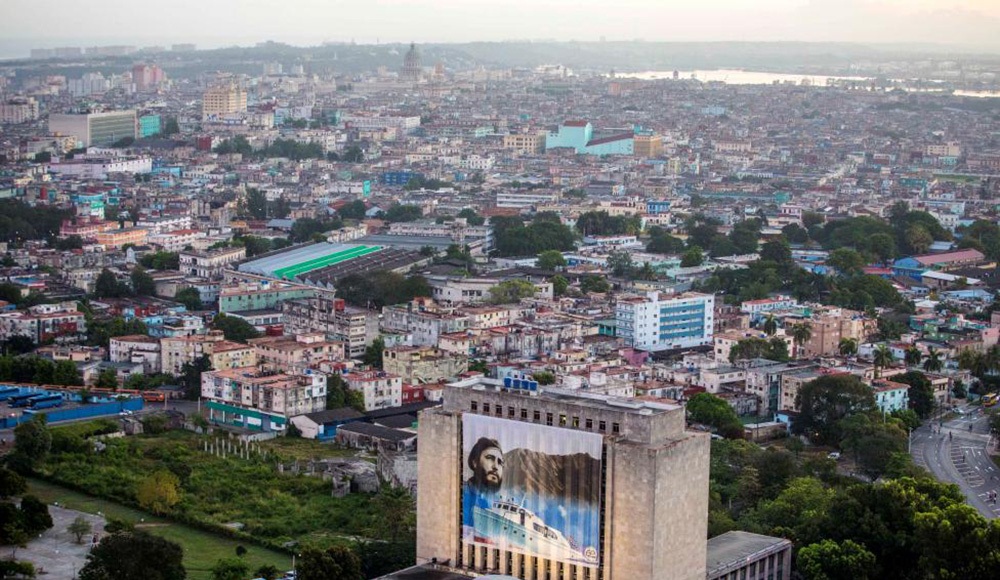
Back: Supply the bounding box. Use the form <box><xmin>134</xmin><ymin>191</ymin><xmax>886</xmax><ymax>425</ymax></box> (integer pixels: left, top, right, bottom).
<box><xmin>416</xmin><ymin>378</ymin><xmax>709</xmax><ymax>580</ymax></box>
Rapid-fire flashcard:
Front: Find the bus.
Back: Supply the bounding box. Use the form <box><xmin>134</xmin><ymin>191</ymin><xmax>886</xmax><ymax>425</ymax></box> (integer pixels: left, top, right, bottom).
<box><xmin>983</xmin><ymin>393</ymin><xmax>999</xmax><ymax>407</ymax></box>
<box><xmin>142</xmin><ymin>391</ymin><xmax>165</xmax><ymax>403</ymax></box>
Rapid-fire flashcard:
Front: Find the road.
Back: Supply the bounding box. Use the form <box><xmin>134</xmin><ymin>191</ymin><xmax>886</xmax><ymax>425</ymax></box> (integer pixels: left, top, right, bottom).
<box><xmin>910</xmin><ymin>405</ymin><xmax>999</xmax><ymax>519</ymax></box>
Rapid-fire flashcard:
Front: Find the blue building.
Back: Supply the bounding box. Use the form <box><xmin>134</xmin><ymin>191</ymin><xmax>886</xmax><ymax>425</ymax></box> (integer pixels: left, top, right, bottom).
<box><xmin>647</xmin><ymin>200</ymin><xmax>671</xmax><ymax>214</ymax></box>
<box><xmin>545</xmin><ymin>120</ymin><xmax>634</xmax><ymax>155</ymax></box>
<box><xmin>381</xmin><ymin>171</ymin><xmax>422</xmax><ymax>186</ymax></box>
<box><xmin>138</xmin><ymin>114</ymin><xmax>161</xmax><ymax>138</ymax></box>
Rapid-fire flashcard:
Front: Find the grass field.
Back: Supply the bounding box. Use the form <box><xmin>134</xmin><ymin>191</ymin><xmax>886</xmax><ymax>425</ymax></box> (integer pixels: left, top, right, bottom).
<box><xmin>27</xmin><ymin>479</ymin><xmax>294</xmax><ymax>580</ymax></box>
<box><xmin>259</xmin><ymin>436</ymin><xmax>363</xmax><ymax>462</ymax></box>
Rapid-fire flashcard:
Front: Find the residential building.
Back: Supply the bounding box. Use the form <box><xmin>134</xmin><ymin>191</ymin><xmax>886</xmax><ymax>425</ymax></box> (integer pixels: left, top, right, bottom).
<box><xmin>0</xmin><ymin>97</ymin><xmax>40</xmax><ymax>124</ymax></box>
<box><xmin>873</xmin><ymin>380</ymin><xmax>910</xmax><ymax>415</ymax></box>
<box><xmin>343</xmin><ymin>370</ymin><xmax>403</xmax><ymax>411</ymax></box>
<box><xmin>95</xmin><ymin>227</ymin><xmax>149</xmax><ymax>249</ymax></box>
<box><xmin>893</xmin><ymin>249</ymin><xmax>986</xmax><ymax>279</ymax></box>
<box><xmin>109</xmin><ymin>335</ymin><xmax>161</xmax><ymax>374</ymax></box>
<box><xmin>797</xmin><ymin>307</ymin><xmax>872</xmax><ymax>358</ymax></box>
<box><xmin>179</xmin><ymin>247</ymin><xmax>247</xmax><ymax>280</ymax></box>
<box><xmin>281</xmin><ymin>296</ymin><xmax>380</xmax><ymax>358</ymax></box>
<box><xmin>545</xmin><ymin>120</ymin><xmax>634</xmax><ymax>155</ymax></box>
<box><xmin>201</xmin><ymin>367</ymin><xmax>327</xmax><ymax>430</ymax></box>
<box><xmin>218</xmin><ymin>280</ymin><xmax>314</xmax><ymax>313</ymax></box>
<box><xmin>160</xmin><ymin>331</ymin><xmax>256</xmax><ymax>375</ymax></box>
<box><xmin>616</xmin><ymin>291</ymin><xmax>715</xmax><ymax>351</ymax></box>
<box><xmin>502</xmin><ymin>132</ymin><xmax>546</xmax><ymax>154</ymax></box>
<box><xmin>0</xmin><ymin>303</ymin><xmax>87</xmax><ymax>344</ymax></box>
<box><xmin>416</xmin><ymin>377</ymin><xmax>709</xmax><ymax>580</ymax></box>
<box><xmin>382</xmin><ymin>299</ymin><xmax>470</xmax><ymax>346</ymax></box>
<box><xmin>202</xmin><ymin>83</ymin><xmax>248</xmax><ymax>121</ymax></box>
<box><xmin>249</xmin><ymin>332</ymin><xmax>345</xmax><ymax>373</ymax></box>
<box><xmin>382</xmin><ymin>346</ymin><xmax>469</xmax><ymax>384</ymax></box>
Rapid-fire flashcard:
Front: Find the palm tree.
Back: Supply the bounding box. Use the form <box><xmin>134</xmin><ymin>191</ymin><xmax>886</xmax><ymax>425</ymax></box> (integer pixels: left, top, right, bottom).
<box><xmin>762</xmin><ymin>313</ymin><xmax>778</xmax><ymax>337</ymax></box>
<box><xmin>922</xmin><ymin>347</ymin><xmax>943</xmax><ymax>373</ymax></box>
<box><xmin>838</xmin><ymin>337</ymin><xmax>858</xmax><ymax>358</ymax></box>
<box><xmin>958</xmin><ymin>348</ymin><xmax>987</xmax><ymax>380</ymax></box>
<box><xmin>873</xmin><ymin>344</ymin><xmax>893</xmax><ymax>379</ymax></box>
<box><xmin>790</xmin><ymin>322</ymin><xmax>813</xmax><ymax>358</ymax></box>
<box><xmin>904</xmin><ymin>347</ymin><xmax>923</xmax><ymax>368</ymax></box>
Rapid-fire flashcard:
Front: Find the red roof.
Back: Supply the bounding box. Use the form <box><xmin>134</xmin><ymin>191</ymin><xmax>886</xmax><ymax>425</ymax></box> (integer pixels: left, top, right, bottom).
<box><xmin>563</xmin><ymin>120</ymin><xmax>589</xmax><ymax>127</ymax></box>
<box><xmin>914</xmin><ymin>249</ymin><xmax>984</xmax><ymax>265</ymax></box>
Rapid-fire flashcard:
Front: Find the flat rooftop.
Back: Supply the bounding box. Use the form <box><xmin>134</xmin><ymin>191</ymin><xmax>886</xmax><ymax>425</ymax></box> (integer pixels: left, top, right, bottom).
<box><xmin>445</xmin><ymin>377</ymin><xmax>681</xmax><ymax>416</ymax></box>
<box><xmin>706</xmin><ymin>531</ymin><xmax>792</xmax><ymax>576</ymax></box>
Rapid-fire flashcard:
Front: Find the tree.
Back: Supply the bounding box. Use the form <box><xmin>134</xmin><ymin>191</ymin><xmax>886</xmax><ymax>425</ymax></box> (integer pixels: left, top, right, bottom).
<box><xmin>136</xmin><ymin>470</ymin><xmax>180</xmax><ymax>515</ymax></box>
<box><xmin>872</xmin><ymin>344</ymin><xmax>894</xmax><ymax>379</ymax></box>
<box><xmin>290</xmin><ymin>217</ymin><xmax>342</xmax><ymax>243</ymax></box>
<box><xmin>798</xmin><ymin>539</ymin><xmax>877</xmax><ymax>580</ymax></box>
<box><xmin>79</xmin><ymin>530</ymin><xmax>185</xmax><ymax>580</ymax></box>
<box><xmin>904</xmin><ymin>347</ymin><xmax>923</xmax><ymax>367</ymax></box>
<box><xmin>338</xmin><ymin>200</ymin><xmax>368</xmax><ymax>220</ymax></box>
<box><xmin>53</xmin><ymin>359</ymin><xmax>83</xmax><ymax>386</ymax></box>
<box><xmin>456</xmin><ymin>208</ymin><xmax>485</xmax><ymax>226</ymax></box>
<box><xmin>94</xmin><ymin>269</ymin><xmax>128</xmax><ymax>298</ymax></box>
<box><xmin>762</xmin><ymin>313</ymin><xmax>778</xmax><ymax>336</ymax></box>
<box><xmin>211</xmin><ymin>558</ymin><xmax>250</xmax><ymax>580</ymax></box>
<box><xmin>607</xmin><ymin>250</ymin><xmax>635</xmax><ymax>278</ymax></box>
<box><xmin>180</xmin><ymin>355</ymin><xmax>212</xmax><ymax>399</ymax></box>
<box><xmin>242</xmin><ymin>188</ymin><xmax>269</xmax><ymax>220</ymax></box>
<box><xmin>383</xmin><ymin>205</ymin><xmax>423</xmax><ymax>223</ymax></box>
<box><xmin>11</xmin><ymin>416</ymin><xmax>51</xmax><ymax>473</ymax></box>
<box><xmin>174</xmin><ymin>287</ymin><xmax>203</xmax><ymax>310</ymax></box>
<box><xmin>533</xmin><ymin>371</ymin><xmax>556</xmax><ymax>385</ymax></box>
<box><xmin>793</xmin><ymin>374</ymin><xmax>876</xmax><ymax>445</ymax></box>
<box><xmin>922</xmin><ymin>346</ymin><xmax>943</xmax><ymax>373</ymax></box>
<box><xmin>580</xmin><ymin>276</ymin><xmax>610</xmax><ymax>294</ymax></box>
<box><xmin>130</xmin><ymin>267</ymin><xmax>156</xmax><ymax>296</ymax></box>
<box><xmin>827</xmin><ymin>248</ymin><xmax>866</xmax><ymax>276</ymax></box>
<box><xmin>163</xmin><ymin>117</ymin><xmax>180</xmax><ymax>136</ymax></box>
<box><xmin>550</xmin><ymin>275</ymin><xmax>569</xmax><ymax>296</ymax></box>
<box><xmin>68</xmin><ymin>515</ymin><xmax>92</xmax><ymax>544</ymax></box>
<box><xmin>212</xmin><ymin>314</ymin><xmax>261</xmax><ymax>343</ymax></box>
<box><xmin>686</xmin><ymin>393</ymin><xmax>744</xmax><ymax>439</ymax></box>
<box><xmin>760</xmin><ymin>239</ymin><xmax>793</xmax><ymax>266</ymax></box>
<box><xmin>489</xmin><ymin>279</ymin><xmax>536</xmax><ymax>304</ymax></box>
<box><xmin>536</xmin><ymin>250</ymin><xmax>566</xmax><ymax>271</ymax></box>
<box><xmin>893</xmin><ymin>371</ymin><xmax>936</xmax><ymax>418</ymax></box>
<box><xmin>297</xmin><ymin>546</ymin><xmax>363</xmax><ymax>580</ymax></box>
<box><xmin>255</xmin><ymin>565</ymin><xmax>280</xmax><ymax>580</ymax></box>
<box><xmin>17</xmin><ymin>495</ymin><xmax>52</xmax><ymax>537</ymax></box>
<box><xmin>139</xmin><ymin>251</ymin><xmax>180</xmax><ymax>271</ymax></box>
<box><xmin>840</xmin><ymin>413</ymin><xmax>908</xmax><ymax>481</ymax></box>
<box><xmin>905</xmin><ymin>224</ymin><xmax>933</xmax><ymax>255</ymax></box>
<box><xmin>0</xmin><ymin>466</ymin><xmax>26</xmax><ymax>499</ymax></box>
<box><xmin>681</xmin><ymin>246</ymin><xmax>705</xmax><ymax>267</ymax></box>
<box><xmin>838</xmin><ymin>338</ymin><xmax>858</xmax><ymax>357</ymax></box>
<box><xmin>364</xmin><ymin>337</ymin><xmax>385</xmax><ymax>370</ymax></box>
<box><xmin>371</xmin><ymin>487</ymin><xmax>416</xmax><ymax>543</ymax></box>
<box><xmin>790</xmin><ymin>322</ymin><xmax>813</xmax><ymax>358</ymax></box>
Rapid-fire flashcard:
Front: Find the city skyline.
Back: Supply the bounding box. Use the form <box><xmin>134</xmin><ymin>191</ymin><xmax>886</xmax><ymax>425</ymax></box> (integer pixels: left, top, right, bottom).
<box><xmin>3</xmin><ymin>0</ymin><xmax>1000</xmax><ymax>52</ymax></box>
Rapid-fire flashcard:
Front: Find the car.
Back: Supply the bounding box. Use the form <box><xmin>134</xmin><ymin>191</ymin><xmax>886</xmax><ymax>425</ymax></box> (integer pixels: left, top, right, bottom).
<box><xmin>954</xmin><ymin>408</ymin><xmax>965</xmax><ymax>415</ymax></box>
<box><xmin>827</xmin><ymin>452</ymin><xmax>841</xmax><ymax>460</ymax></box>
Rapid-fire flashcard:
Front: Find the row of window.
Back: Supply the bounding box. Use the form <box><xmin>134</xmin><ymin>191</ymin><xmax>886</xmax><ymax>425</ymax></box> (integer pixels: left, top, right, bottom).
<box><xmin>469</xmin><ymin>401</ymin><xmax>620</xmax><ymax>434</ymax></box>
<box><xmin>462</xmin><ymin>544</ymin><xmax>598</xmax><ymax>580</ymax></box>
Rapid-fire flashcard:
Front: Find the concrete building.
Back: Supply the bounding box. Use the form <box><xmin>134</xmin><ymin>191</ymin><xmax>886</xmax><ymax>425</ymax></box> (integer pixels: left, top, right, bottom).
<box><xmin>0</xmin><ymin>97</ymin><xmax>40</xmax><ymax>124</ymax></box>
<box><xmin>343</xmin><ymin>370</ymin><xmax>403</xmax><ymax>411</ymax></box>
<box><xmin>503</xmin><ymin>132</ymin><xmax>547</xmax><ymax>154</ymax></box>
<box><xmin>545</xmin><ymin>120</ymin><xmax>634</xmax><ymax>155</ymax></box>
<box><xmin>383</xmin><ymin>346</ymin><xmax>469</xmax><ymax>384</ymax></box>
<box><xmin>632</xmin><ymin>132</ymin><xmax>663</xmax><ymax>158</ymax></box>
<box><xmin>281</xmin><ymin>296</ymin><xmax>380</xmax><ymax>358</ymax></box>
<box><xmin>202</xmin><ymin>83</ymin><xmax>247</xmax><ymax>121</ymax></box>
<box><xmin>249</xmin><ymin>332</ymin><xmax>345</xmax><ymax>373</ymax></box>
<box><xmin>0</xmin><ymin>303</ymin><xmax>87</xmax><ymax>344</ymax></box>
<box><xmin>796</xmin><ymin>307</ymin><xmax>872</xmax><ymax>358</ymax></box>
<box><xmin>201</xmin><ymin>367</ymin><xmax>327</xmax><ymax>430</ymax></box>
<box><xmin>160</xmin><ymin>331</ymin><xmax>256</xmax><ymax>375</ymax></box>
<box><xmin>95</xmin><ymin>227</ymin><xmax>149</xmax><ymax>249</ymax></box>
<box><xmin>705</xmin><ymin>531</ymin><xmax>792</xmax><ymax>580</ymax></box>
<box><xmin>416</xmin><ymin>377</ymin><xmax>709</xmax><ymax>580</ymax></box>
<box><xmin>873</xmin><ymin>380</ymin><xmax>910</xmax><ymax>415</ymax></box>
<box><xmin>616</xmin><ymin>291</ymin><xmax>715</xmax><ymax>351</ymax></box>
<box><xmin>49</xmin><ymin>110</ymin><xmax>137</xmax><ymax>147</ymax></box>
<box><xmin>218</xmin><ymin>280</ymin><xmax>314</xmax><ymax>313</ymax></box>
<box><xmin>109</xmin><ymin>334</ymin><xmax>161</xmax><ymax>374</ymax></box>
<box><xmin>179</xmin><ymin>247</ymin><xmax>246</xmax><ymax>280</ymax></box>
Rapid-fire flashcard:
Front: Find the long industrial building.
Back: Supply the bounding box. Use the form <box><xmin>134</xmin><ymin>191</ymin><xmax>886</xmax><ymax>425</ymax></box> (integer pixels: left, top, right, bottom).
<box><xmin>237</xmin><ymin>242</ymin><xmax>429</xmax><ymax>285</ymax></box>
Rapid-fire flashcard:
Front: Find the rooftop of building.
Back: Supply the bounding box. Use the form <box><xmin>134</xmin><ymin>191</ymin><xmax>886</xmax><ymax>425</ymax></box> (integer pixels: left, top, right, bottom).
<box><xmin>706</xmin><ymin>531</ymin><xmax>792</xmax><ymax>577</ymax></box>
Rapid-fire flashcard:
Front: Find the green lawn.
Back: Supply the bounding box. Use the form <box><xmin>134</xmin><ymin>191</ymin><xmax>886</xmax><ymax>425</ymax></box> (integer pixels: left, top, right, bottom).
<box><xmin>26</xmin><ymin>478</ymin><xmax>293</xmax><ymax>580</ymax></box>
<box><xmin>259</xmin><ymin>436</ymin><xmax>360</xmax><ymax>462</ymax></box>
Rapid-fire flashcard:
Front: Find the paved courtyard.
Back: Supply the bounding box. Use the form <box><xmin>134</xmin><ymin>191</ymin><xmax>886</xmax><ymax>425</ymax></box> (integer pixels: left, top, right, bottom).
<box><xmin>11</xmin><ymin>505</ymin><xmax>106</xmax><ymax>579</ymax></box>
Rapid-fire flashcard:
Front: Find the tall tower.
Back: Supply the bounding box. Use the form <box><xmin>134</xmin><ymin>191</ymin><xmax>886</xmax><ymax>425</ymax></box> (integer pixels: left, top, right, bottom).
<box><xmin>402</xmin><ymin>42</ymin><xmax>422</xmax><ymax>81</ymax></box>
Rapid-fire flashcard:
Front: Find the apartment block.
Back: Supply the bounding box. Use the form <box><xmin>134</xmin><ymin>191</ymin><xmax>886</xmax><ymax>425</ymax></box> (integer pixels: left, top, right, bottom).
<box><xmin>616</xmin><ymin>291</ymin><xmax>715</xmax><ymax>351</ymax></box>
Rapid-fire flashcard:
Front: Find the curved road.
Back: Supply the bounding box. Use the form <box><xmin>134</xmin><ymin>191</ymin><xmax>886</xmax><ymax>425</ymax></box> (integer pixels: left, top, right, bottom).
<box><xmin>910</xmin><ymin>405</ymin><xmax>999</xmax><ymax>519</ymax></box>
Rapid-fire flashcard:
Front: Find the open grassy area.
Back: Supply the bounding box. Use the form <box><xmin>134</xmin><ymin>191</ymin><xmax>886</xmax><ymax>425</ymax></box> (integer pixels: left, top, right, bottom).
<box><xmin>259</xmin><ymin>435</ymin><xmax>362</xmax><ymax>462</ymax></box>
<box><xmin>38</xmin><ymin>425</ymin><xmax>386</xmax><ymax>548</ymax></box>
<box><xmin>26</xmin><ymin>478</ymin><xmax>292</xmax><ymax>580</ymax></box>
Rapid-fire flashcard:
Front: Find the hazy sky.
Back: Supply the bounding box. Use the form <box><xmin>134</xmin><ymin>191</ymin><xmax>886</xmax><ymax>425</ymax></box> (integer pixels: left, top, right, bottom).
<box><xmin>4</xmin><ymin>0</ymin><xmax>1000</xmax><ymax>48</ymax></box>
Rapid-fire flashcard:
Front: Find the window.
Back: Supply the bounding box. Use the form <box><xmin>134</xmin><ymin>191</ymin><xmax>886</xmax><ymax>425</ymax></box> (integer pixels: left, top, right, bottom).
<box><xmin>483</xmin><ymin>403</ymin><xmax>490</xmax><ymax>413</ymax></box>
<box><xmin>612</xmin><ymin>422</ymin><xmax>621</xmax><ymax>434</ymax></box>
<box><xmin>572</xmin><ymin>416</ymin><xmax>580</xmax><ymax>428</ymax></box>
<box><xmin>533</xmin><ymin>410</ymin><xmax>541</xmax><ymax>422</ymax></box>
<box><xmin>546</xmin><ymin>412</ymin><xmax>553</xmax><ymax>426</ymax></box>
<box><xmin>521</xmin><ymin>408</ymin><xmax>528</xmax><ymax>419</ymax></box>
<box><xmin>585</xmin><ymin>418</ymin><xmax>593</xmax><ymax>429</ymax></box>
<box><xmin>598</xmin><ymin>420</ymin><xmax>606</xmax><ymax>432</ymax></box>
<box><xmin>471</xmin><ymin>401</ymin><xmax>478</xmax><ymax>412</ymax></box>
<box><xmin>495</xmin><ymin>405</ymin><xmax>502</xmax><ymax>417</ymax></box>
<box><xmin>508</xmin><ymin>406</ymin><xmax>515</xmax><ymax>418</ymax></box>
<box><xmin>559</xmin><ymin>414</ymin><xmax>567</xmax><ymax>426</ymax></box>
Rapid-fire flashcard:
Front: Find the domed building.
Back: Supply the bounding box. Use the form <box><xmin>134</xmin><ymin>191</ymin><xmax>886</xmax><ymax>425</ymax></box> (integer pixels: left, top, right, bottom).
<box><xmin>401</xmin><ymin>42</ymin><xmax>422</xmax><ymax>81</ymax></box>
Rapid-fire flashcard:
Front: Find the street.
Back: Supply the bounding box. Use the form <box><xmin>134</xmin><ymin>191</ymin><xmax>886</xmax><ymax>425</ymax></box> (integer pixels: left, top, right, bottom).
<box><xmin>910</xmin><ymin>405</ymin><xmax>1000</xmax><ymax>519</ymax></box>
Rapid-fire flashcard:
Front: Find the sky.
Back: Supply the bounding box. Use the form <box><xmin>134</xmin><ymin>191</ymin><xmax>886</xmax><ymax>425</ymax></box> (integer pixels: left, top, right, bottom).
<box><xmin>3</xmin><ymin>0</ymin><xmax>1000</xmax><ymax>50</ymax></box>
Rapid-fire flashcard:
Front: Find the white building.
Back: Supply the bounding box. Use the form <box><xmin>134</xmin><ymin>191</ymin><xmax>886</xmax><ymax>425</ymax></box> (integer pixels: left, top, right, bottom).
<box><xmin>616</xmin><ymin>291</ymin><xmax>715</xmax><ymax>351</ymax></box>
<box><xmin>109</xmin><ymin>335</ymin><xmax>161</xmax><ymax>374</ymax></box>
<box><xmin>343</xmin><ymin>370</ymin><xmax>403</xmax><ymax>411</ymax></box>
<box><xmin>179</xmin><ymin>247</ymin><xmax>246</xmax><ymax>280</ymax></box>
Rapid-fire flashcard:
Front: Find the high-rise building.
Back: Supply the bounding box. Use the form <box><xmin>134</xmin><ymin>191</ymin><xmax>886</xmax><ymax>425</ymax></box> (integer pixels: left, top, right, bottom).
<box><xmin>416</xmin><ymin>377</ymin><xmax>710</xmax><ymax>580</ymax></box>
<box><xmin>0</xmin><ymin>97</ymin><xmax>40</xmax><ymax>124</ymax></box>
<box><xmin>202</xmin><ymin>83</ymin><xmax>248</xmax><ymax>121</ymax></box>
<box><xmin>131</xmin><ymin>64</ymin><xmax>166</xmax><ymax>90</ymax></box>
<box><xmin>616</xmin><ymin>291</ymin><xmax>715</xmax><ymax>352</ymax></box>
<box><xmin>48</xmin><ymin>110</ymin><xmax>137</xmax><ymax>147</ymax></box>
